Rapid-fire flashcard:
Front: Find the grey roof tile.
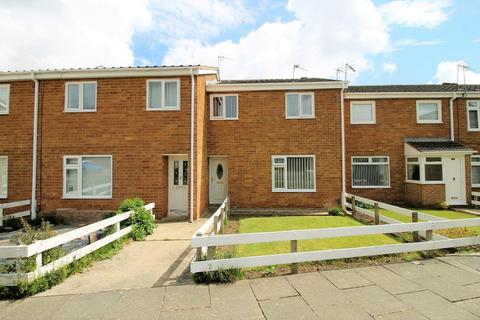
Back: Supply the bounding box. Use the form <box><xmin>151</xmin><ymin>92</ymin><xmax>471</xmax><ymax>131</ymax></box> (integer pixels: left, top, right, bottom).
<box><xmin>347</xmin><ymin>83</ymin><xmax>480</xmax><ymax>93</ymax></box>
<box><xmin>405</xmin><ymin>140</ymin><xmax>474</xmax><ymax>153</ymax></box>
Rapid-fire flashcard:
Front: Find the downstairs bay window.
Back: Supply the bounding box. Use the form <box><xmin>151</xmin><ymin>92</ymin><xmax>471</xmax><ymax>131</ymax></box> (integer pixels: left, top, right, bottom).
<box><xmin>472</xmin><ymin>156</ymin><xmax>480</xmax><ymax>187</ymax></box>
<box><xmin>272</xmin><ymin>156</ymin><xmax>316</xmax><ymax>192</ymax></box>
<box><xmin>64</xmin><ymin>156</ymin><xmax>112</xmax><ymax>199</ymax></box>
<box><xmin>351</xmin><ymin>156</ymin><xmax>390</xmax><ymax>188</ymax></box>
<box><xmin>405</xmin><ymin>156</ymin><xmax>444</xmax><ymax>183</ymax></box>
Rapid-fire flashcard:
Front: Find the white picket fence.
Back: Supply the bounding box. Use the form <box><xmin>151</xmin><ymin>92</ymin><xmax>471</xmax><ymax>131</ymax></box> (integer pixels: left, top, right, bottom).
<box><xmin>0</xmin><ymin>200</ymin><xmax>32</xmax><ymax>227</ymax></box>
<box><xmin>190</xmin><ymin>195</ymin><xmax>480</xmax><ymax>273</ymax></box>
<box><xmin>473</xmin><ymin>191</ymin><xmax>480</xmax><ymax>207</ymax></box>
<box><xmin>0</xmin><ymin>203</ymin><xmax>154</xmax><ymax>286</ymax></box>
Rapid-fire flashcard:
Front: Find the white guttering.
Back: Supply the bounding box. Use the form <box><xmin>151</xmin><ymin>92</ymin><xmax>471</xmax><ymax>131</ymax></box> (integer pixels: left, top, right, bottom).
<box><xmin>189</xmin><ymin>68</ymin><xmax>195</xmax><ymax>223</ymax></box>
<box><xmin>340</xmin><ymin>82</ymin><xmax>346</xmax><ymax>210</ymax></box>
<box><xmin>449</xmin><ymin>93</ymin><xmax>457</xmax><ymax>141</ymax></box>
<box><xmin>345</xmin><ymin>92</ymin><xmax>480</xmax><ymax>99</ymax></box>
<box><xmin>0</xmin><ymin>66</ymin><xmax>218</xmax><ymax>81</ymax></box>
<box><xmin>31</xmin><ymin>73</ymin><xmax>39</xmax><ymax>219</ymax></box>
<box><xmin>207</xmin><ymin>81</ymin><xmax>344</xmax><ymax>92</ymax></box>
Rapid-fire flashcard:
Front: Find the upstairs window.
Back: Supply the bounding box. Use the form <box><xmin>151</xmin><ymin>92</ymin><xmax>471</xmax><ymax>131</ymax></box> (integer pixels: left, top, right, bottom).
<box><xmin>352</xmin><ymin>156</ymin><xmax>390</xmax><ymax>188</ymax></box>
<box><xmin>272</xmin><ymin>156</ymin><xmax>316</xmax><ymax>192</ymax></box>
<box><xmin>147</xmin><ymin>79</ymin><xmax>180</xmax><ymax>110</ymax></box>
<box><xmin>64</xmin><ymin>156</ymin><xmax>112</xmax><ymax>199</ymax></box>
<box><xmin>0</xmin><ymin>84</ymin><xmax>10</xmax><ymax>115</ymax></box>
<box><xmin>472</xmin><ymin>156</ymin><xmax>480</xmax><ymax>187</ymax></box>
<box><xmin>467</xmin><ymin>101</ymin><xmax>480</xmax><ymax>131</ymax></box>
<box><xmin>0</xmin><ymin>156</ymin><xmax>7</xmax><ymax>198</ymax></box>
<box><xmin>350</xmin><ymin>101</ymin><xmax>375</xmax><ymax>124</ymax></box>
<box><xmin>416</xmin><ymin>100</ymin><xmax>442</xmax><ymax>124</ymax></box>
<box><xmin>65</xmin><ymin>82</ymin><xmax>97</xmax><ymax>112</ymax></box>
<box><xmin>210</xmin><ymin>94</ymin><xmax>238</xmax><ymax>120</ymax></box>
<box><xmin>286</xmin><ymin>93</ymin><xmax>314</xmax><ymax>119</ymax></box>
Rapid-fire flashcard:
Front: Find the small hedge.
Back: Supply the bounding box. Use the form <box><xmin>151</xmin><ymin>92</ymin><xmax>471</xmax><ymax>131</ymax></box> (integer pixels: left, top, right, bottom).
<box><xmin>117</xmin><ymin>198</ymin><xmax>156</xmax><ymax>241</ymax></box>
<box><xmin>193</xmin><ymin>251</ymin><xmax>244</xmax><ymax>284</ymax></box>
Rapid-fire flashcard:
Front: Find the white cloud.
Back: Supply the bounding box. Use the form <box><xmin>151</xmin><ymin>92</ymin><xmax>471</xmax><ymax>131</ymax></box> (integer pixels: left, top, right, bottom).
<box><xmin>473</xmin><ymin>38</ymin><xmax>480</xmax><ymax>44</ymax></box>
<box><xmin>379</xmin><ymin>0</ymin><xmax>452</xmax><ymax>28</ymax></box>
<box><xmin>0</xmin><ymin>0</ymin><xmax>152</xmax><ymax>71</ymax></box>
<box><xmin>433</xmin><ymin>60</ymin><xmax>480</xmax><ymax>84</ymax></box>
<box><xmin>395</xmin><ymin>39</ymin><xmax>444</xmax><ymax>47</ymax></box>
<box><xmin>163</xmin><ymin>0</ymin><xmax>390</xmax><ymax>80</ymax></box>
<box><xmin>382</xmin><ymin>62</ymin><xmax>397</xmax><ymax>74</ymax></box>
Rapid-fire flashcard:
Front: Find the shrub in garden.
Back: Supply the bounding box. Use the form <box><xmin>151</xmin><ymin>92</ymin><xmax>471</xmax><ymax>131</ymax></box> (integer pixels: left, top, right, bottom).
<box><xmin>117</xmin><ymin>198</ymin><xmax>156</xmax><ymax>241</ymax></box>
<box><xmin>328</xmin><ymin>207</ymin><xmax>343</xmax><ymax>216</ymax></box>
<box><xmin>437</xmin><ymin>201</ymin><xmax>449</xmax><ymax>210</ymax></box>
<box><xmin>193</xmin><ymin>251</ymin><xmax>244</xmax><ymax>284</ymax></box>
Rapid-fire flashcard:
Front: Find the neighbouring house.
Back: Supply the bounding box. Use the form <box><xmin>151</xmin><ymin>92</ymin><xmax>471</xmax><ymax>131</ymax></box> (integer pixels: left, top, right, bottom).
<box><xmin>0</xmin><ymin>66</ymin><xmax>479</xmax><ymax>223</ymax></box>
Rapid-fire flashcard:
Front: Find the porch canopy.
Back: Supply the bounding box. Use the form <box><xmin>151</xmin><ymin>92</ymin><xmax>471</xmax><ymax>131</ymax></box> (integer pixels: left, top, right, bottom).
<box><xmin>404</xmin><ymin>138</ymin><xmax>475</xmax><ymax>156</ymax></box>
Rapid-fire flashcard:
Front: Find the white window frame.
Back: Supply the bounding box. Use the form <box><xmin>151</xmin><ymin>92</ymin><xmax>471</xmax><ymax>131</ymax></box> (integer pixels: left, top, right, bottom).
<box><xmin>64</xmin><ymin>81</ymin><xmax>97</xmax><ymax>112</ymax></box>
<box><xmin>0</xmin><ymin>156</ymin><xmax>7</xmax><ymax>199</ymax></box>
<box><xmin>405</xmin><ymin>157</ymin><xmax>421</xmax><ymax>183</ymax></box>
<box><xmin>351</xmin><ymin>156</ymin><xmax>390</xmax><ymax>189</ymax></box>
<box><xmin>63</xmin><ymin>155</ymin><xmax>113</xmax><ymax>199</ymax></box>
<box><xmin>210</xmin><ymin>94</ymin><xmax>239</xmax><ymax>120</ymax></box>
<box><xmin>0</xmin><ymin>84</ymin><xmax>10</xmax><ymax>115</ymax></box>
<box><xmin>472</xmin><ymin>155</ymin><xmax>480</xmax><ymax>187</ymax></box>
<box><xmin>416</xmin><ymin>100</ymin><xmax>442</xmax><ymax>124</ymax></box>
<box><xmin>350</xmin><ymin>101</ymin><xmax>376</xmax><ymax>124</ymax></box>
<box><xmin>272</xmin><ymin>155</ymin><xmax>316</xmax><ymax>192</ymax></box>
<box><xmin>467</xmin><ymin>100</ymin><xmax>480</xmax><ymax>132</ymax></box>
<box><xmin>146</xmin><ymin>79</ymin><xmax>181</xmax><ymax>111</ymax></box>
<box><xmin>405</xmin><ymin>156</ymin><xmax>444</xmax><ymax>184</ymax></box>
<box><xmin>285</xmin><ymin>92</ymin><xmax>315</xmax><ymax>119</ymax></box>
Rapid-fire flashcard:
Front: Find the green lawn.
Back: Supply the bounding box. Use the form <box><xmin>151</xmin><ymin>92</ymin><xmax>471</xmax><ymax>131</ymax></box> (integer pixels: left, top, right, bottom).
<box><xmin>236</xmin><ymin>216</ymin><xmax>399</xmax><ymax>257</ymax></box>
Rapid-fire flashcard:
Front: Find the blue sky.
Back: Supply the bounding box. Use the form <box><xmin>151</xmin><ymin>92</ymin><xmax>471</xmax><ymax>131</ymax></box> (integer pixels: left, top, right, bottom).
<box><xmin>1</xmin><ymin>0</ymin><xmax>479</xmax><ymax>84</ymax></box>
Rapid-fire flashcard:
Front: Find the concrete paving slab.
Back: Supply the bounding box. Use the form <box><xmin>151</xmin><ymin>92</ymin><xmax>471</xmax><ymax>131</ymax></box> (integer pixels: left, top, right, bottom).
<box><xmin>104</xmin><ymin>287</ymin><xmax>165</xmax><ymax>320</ymax></box>
<box><xmin>51</xmin><ymin>291</ymin><xmax>120</xmax><ymax>320</ymax></box>
<box><xmin>321</xmin><ymin>269</ymin><xmax>372</xmax><ymax>289</ymax></box>
<box><xmin>354</xmin><ymin>266</ymin><xmax>421</xmax><ymax>295</ymax></box>
<box><xmin>397</xmin><ymin>290</ymin><xmax>478</xmax><ymax>320</ymax></box>
<box><xmin>249</xmin><ymin>276</ymin><xmax>298</xmax><ymax>300</ymax></box>
<box><xmin>466</xmin><ymin>282</ymin><xmax>480</xmax><ymax>294</ymax></box>
<box><xmin>438</xmin><ymin>255</ymin><xmax>480</xmax><ymax>272</ymax></box>
<box><xmin>158</xmin><ymin>307</ymin><xmax>214</xmax><ymax>320</ymax></box>
<box><xmin>314</xmin><ymin>304</ymin><xmax>374</xmax><ymax>320</ymax></box>
<box><xmin>455</xmin><ymin>298</ymin><xmax>480</xmax><ymax>317</ymax></box>
<box><xmin>384</xmin><ymin>262</ymin><xmax>439</xmax><ymax>279</ymax></box>
<box><xmin>411</xmin><ymin>276</ymin><xmax>480</xmax><ymax>302</ymax></box>
<box><xmin>5</xmin><ymin>295</ymin><xmax>71</xmax><ymax>320</ymax></box>
<box><xmin>374</xmin><ymin>310</ymin><xmax>429</xmax><ymax>320</ymax></box>
<box><xmin>162</xmin><ymin>284</ymin><xmax>210</xmax><ymax>311</ymax></box>
<box><xmin>286</xmin><ymin>272</ymin><xmax>352</xmax><ymax>307</ymax></box>
<box><xmin>259</xmin><ymin>296</ymin><xmax>318</xmax><ymax>320</ymax></box>
<box><xmin>344</xmin><ymin>285</ymin><xmax>408</xmax><ymax>316</ymax></box>
<box><xmin>0</xmin><ymin>301</ymin><xmax>13</xmax><ymax>320</ymax></box>
<box><xmin>420</xmin><ymin>259</ymin><xmax>480</xmax><ymax>285</ymax></box>
<box><xmin>210</xmin><ymin>281</ymin><xmax>264</xmax><ymax>320</ymax></box>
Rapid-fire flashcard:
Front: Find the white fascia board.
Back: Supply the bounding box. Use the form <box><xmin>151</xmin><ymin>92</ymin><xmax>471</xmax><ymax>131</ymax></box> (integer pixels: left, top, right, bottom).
<box><xmin>0</xmin><ymin>66</ymin><xmax>218</xmax><ymax>81</ymax></box>
<box><xmin>206</xmin><ymin>81</ymin><xmax>344</xmax><ymax>92</ymax></box>
<box><xmin>346</xmin><ymin>92</ymin><xmax>480</xmax><ymax>99</ymax></box>
<box><xmin>404</xmin><ymin>143</ymin><xmax>476</xmax><ymax>156</ymax></box>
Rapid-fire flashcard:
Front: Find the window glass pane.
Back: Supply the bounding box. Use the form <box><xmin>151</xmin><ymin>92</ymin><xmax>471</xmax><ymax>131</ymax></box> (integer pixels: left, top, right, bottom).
<box><xmin>82</xmin><ymin>157</ymin><xmax>111</xmax><ymax>196</ymax></box>
<box><xmin>472</xmin><ymin>157</ymin><xmax>480</xmax><ymax>163</ymax></box>
<box><xmin>426</xmin><ymin>157</ymin><xmax>442</xmax><ymax>162</ymax></box>
<box><xmin>65</xmin><ymin>169</ymin><xmax>78</xmax><ymax>194</ymax></box>
<box><xmin>418</xmin><ymin>102</ymin><xmax>439</xmax><ymax>121</ymax></box>
<box><xmin>225</xmin><ymin>96</ymin><xmax>237</xmax><ymax>118</ymax></box>
<box><xmin>352</xmin><ymin>163</ymin><xmax>389</xmax><ymax>187</ymax></box>
<box><xmin>469</xmin><ymin>110</ymin><xmax>479</xmax><ymax>129</ymax></box>
<box><xmin>407</xmin><ymin>157</ymin><xmax>419</xmax><ymax>163</ymax></box>
<box><xmin>173</xmin><ymin>160</ymin><xmax>179</xmax><ymax>186</ymax></box>
<box><xmin>352</xmin><ymin>158</ymin><xmax>369</xmax><ymax>163</ymax></box>
<box><xmin>83</xmin><ymin>83</ymin><xmax>96</xmax><ymax>110</ymax></box>
<box><xmin>372</xmin><ymin>157</ymin><xmax>388</xmax><ymax>163</ymax></box>
<box><xmin>274</xmin><ymin>167</ymin><xmax>285</xmax><ymax>189</ymax></box>
<box><xmin>183</xmin><ymin>160</ymin><xmax>188</xmax><ymax>185</ymax></box>
<box><xmin>148</xmin><ymin>82</ymin><xmax>162</xmax><ymax>109</ymax></box>
<box><xmin>274</xmin><ymin>158</ymin><xmax>285</xmax><ymax>164</ymax></box>
<box><xmin>472</xmin><ymin>166</ymin><xmax>480</xmax><ymax>185</ymax></box>
<box><xmin>213</xmin><ymin>97</ymin><xmax>223</xmax><ymax>117</ymax></box>
<box><xmin>66</xmin><ymin>158</ymin><xmax>78</xmax><ymax>165</ymax></box>
<box><xmin>286</xmin><ymin>94</ymin><xmax>299</xmax><ymax>117</ymax></box>
<box><xmin>0</xmin><ymin>158</ymin><xmax>7</xmax><ymax>196</ymax></box>
<box><xmin>351</xmin><ymin>103</ymin><xmax>373</xmax><ymax>122</ymax></box>
<box><xmin>407</xmin><ymin>164</ymin><xmax>420</xmax><ymax>181</ymax></box>
<box><xmin>0</xmin><ymin>87</ymin><xmax>9</xmax><ymax>112</ymax></box>
<box><xmin>286</xmin><ymin>157</ymin><xmax>314</xmax><ymax>190</ymax></box>
<box><xmin>67</xmin><ymin>84</ymin><xmax>80</xmax><ymax>109</ymax></box>
<box><xmin>301</xmin><ymin>94</ymin><xmax>312</xmax><ymax>116</ymax></box>
<box><xmin>425</xmin><ymin>164</ymin><xmax>443</xmax><ymax>181</ymax></box>
<box><xmin>468</xmin><ymin>101</ymin><xmax>479</xmax><ymax>108</ymax></box>
<box><xmin>164</xmin><ymin>81</ymin><xmax>178</xmax><ymax>107</ymax></box>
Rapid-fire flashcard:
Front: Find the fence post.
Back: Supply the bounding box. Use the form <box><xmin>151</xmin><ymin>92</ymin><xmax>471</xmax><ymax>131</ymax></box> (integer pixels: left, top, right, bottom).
<box><xmin>214</xmin><ymin>215</ymin><xmax>219</xmax><ymax>235</ymax></box>
<box><xmin>290</xmin><ymin>240</ymin><xmax>298</xmax><ymax>274</ymax></box>
<box><xmin>0</xmin><ymin>207</ymin><xmax>3</xmax><ymax>227</ymax></box>
<box><xmin>226</xmin><ymin>197</ymin><xmax>230</xmax><ymax>220</ymax></box>
<box><xmin>219</xmin><ymin>208</ymin><xmax>225</xmax><ymax>234</ymax></box>
<box><xmin>351</xmin><ymin>196</ymin><xmax>356</xmax><ymax>215</ymax></box>
<box><xmin>207</xmin><ymin>245</ymin><xmax>216</xmax><ymax>260</ymax></box>
<box><xmin>374</xmin><ymin>202</ymin><xmax>380</xmax><ymax>225</ymax></box>
<box><xmin>196</xmin><ymin>232</ymin><xmax>203</xmax><ymax>260</ymax></box>
<box><xmin>412</xmin><ymin>212</ymin><xmax>420</xmax><ymax>242</ymax></box>
<box><xmin>35</xmin><ymin>253</ymin><xmax>42</xmax><ymax>270</ymax></box>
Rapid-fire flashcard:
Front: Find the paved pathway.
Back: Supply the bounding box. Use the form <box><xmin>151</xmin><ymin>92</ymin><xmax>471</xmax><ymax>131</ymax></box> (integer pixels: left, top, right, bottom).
<box><xmin>2</xmin><ymin>255</ymin><xmax>480</xmax><ymax>319</ymax></box>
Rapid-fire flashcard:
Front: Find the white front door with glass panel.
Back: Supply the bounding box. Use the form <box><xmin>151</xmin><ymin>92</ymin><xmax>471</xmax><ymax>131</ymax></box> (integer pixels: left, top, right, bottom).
<box><xmin>209</xmin><ymin>158</ymin><xmax>228</xmax><ymax>204</ymax></box>
<box><xmin>443</xmin><ymin>156</ymin><xmax>466</xmax><ymax>205</ymax></box>
<box><xmin>168</xmin><ymin>156</ymin><xmax>188</xmax><ymax>216</ymax></box>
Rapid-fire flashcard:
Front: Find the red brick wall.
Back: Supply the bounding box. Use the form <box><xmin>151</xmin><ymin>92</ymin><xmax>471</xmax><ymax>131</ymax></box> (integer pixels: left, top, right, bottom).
<box><xmin>207</xmin><ymin>89</ymin><xmax>342</xmax><ymax>209</ymax></box>
<box><xmin>0</xmin><ymin>81</ymin><xmax>34</xmax><ymax>205</ymax></box>
<box><xmin>405</xmin><ymin>182</ymin><xmax>445</xmax><ymax>207</ymax></box>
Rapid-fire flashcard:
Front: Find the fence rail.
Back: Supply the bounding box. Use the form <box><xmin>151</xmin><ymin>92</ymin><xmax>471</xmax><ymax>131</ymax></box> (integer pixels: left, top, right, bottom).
<box><xmin>0</xmin><ymin>200</ymin><xmax>32</xmax><ymax>227</ymax></box>
<box><xmin>0</xmin><ymin>203</ymin><xmax>155</xmax><ymax>286</ymax></box>
<box><xmin>190</xmin><ymin>194</ymin><xmax>480</xmax><ymax>273</ymax></box>
<box><xmin>473</xmin><ymin>191</ymin><xmax>480</xmax><ymax>207</ymax></box>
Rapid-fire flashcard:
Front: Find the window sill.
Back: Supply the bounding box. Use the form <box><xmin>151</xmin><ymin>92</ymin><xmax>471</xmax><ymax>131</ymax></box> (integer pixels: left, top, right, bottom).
<box><xmin>210</xmin><ymin>117</ymin><xmax>239</xmax><ymax>121</ymax></box>
<box><xmin>472</xmin><ymin>184</ymin><xmax>480</xmax><ymax>188</ymax></box>
<box><xmin>352</xmin><ymin>186</ymin><xmax>390</xmax><ymax>189</ymax></box>
<box><xmin>286</xmin><ymin>116</ymin><xmax>315</xmax><ymax>120</ymax></box>
<box><xmin>405</xmin><ymin>180</ymin><xmax>444</xmax><ymax>185</ymax></box>
<box><xmin>146</xmin><ymin>107</ymin><xmax>180</xmax><ymax>111</ymax></box>
<box><xmin>0</xmin><ymin>195</ymin><xmax>7</xmax><ymax>199</ymax></box>
<box><xmin>0</xmin><ymin>113</ymin><xmax>9</xmax><ymax>115</ymax></box>
<box><xmin>272</xmin><ymin>189</ymin><xmax>316</xmax><ymax>193</ymax></box>
<box><xmin>416</xmin><ymin>121</ymin><xmax>443</xmax><ymax>124</ymax></box>
<box><xmin>350</xmin><ymin>122</ymin><xmax>376</xmax><ymax>125</ymax></box>
<box><xmin>467</xmin><ymin>128</ymin><xmax>480</xmax><ymax>132</ymax></box>
<box><xmin>63</xmin><ymin>196</ymin><xmax>112</xmax><ymax>200</ymax></box>
<box><xmin>64</xmin><ymin>109</ymin><xmax>97</xmax><ymax>113</ymax></box>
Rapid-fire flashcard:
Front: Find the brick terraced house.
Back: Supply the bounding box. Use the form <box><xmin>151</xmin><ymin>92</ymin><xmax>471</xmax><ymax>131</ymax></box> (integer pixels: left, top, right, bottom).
<box><xmin>0</xmin><ymin>65</ymin><xmax>479</xmax><ymax>222</ymax></box>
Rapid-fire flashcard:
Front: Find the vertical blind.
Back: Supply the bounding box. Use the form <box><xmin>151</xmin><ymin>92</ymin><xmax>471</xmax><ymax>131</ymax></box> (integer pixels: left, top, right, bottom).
<box><xmin>273</xmin><ymin>156</ymin><xmax>315</xmax><ymax>191</ymax></box>
<box><xmin>352</xmin><ymin>157</ymin><xmax>389</xmax><ymax>187</ymax></box>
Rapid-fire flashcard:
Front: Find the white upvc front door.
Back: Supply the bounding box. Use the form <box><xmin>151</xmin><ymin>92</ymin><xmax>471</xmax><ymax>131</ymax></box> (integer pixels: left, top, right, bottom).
<box><xmin>209</xmin><ymin>157</ymin><xmax>228</xmax><ymax>204</ymax></box>
<box><xmin>168</xmin><ymin>155</ymin><xmax>188</xmax><ymax>216</ymax></box>
<box><xmin>443</xmin><ymin>156</ymin><xmax>466</xmax><ymax>205</ymax></box>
